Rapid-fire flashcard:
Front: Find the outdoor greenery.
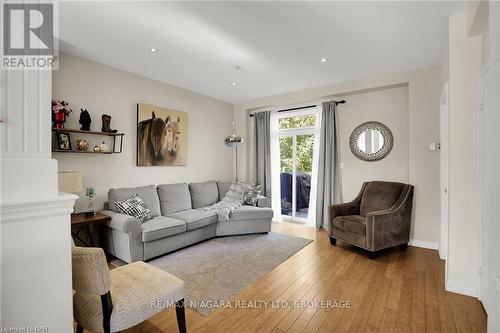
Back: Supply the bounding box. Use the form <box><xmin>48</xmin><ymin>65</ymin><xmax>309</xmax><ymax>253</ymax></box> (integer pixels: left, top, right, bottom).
<box><xmin>279</xmin><ymin>115</ymin><xmax>316</xmax><ymax>129</ymax></box>
<box><xmin>279</xmin><ymin>115</ymin><xmax>316</xmax><ymax>174</ymax></box>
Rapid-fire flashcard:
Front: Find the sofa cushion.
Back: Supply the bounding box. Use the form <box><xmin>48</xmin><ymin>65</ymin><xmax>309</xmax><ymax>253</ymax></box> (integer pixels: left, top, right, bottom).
<box><xmin>141</xmin><ymin>216</ymin><xmax>186</xmax><ymax>242</ymax></box>
<box><xmin>189</xmin><ymin>181</ymin><xmax>218</xmax><ymax>208</ymax></box>
<box><xmin>360</xmin><ymin>181</ymin><xmax>404</xmax><ymax>217</ymax></box>
<box><xmin>109</xmin><ymin>185</ymin><xmax>161</xmax><ymax>217</ymax></box>
<box><xmin>216</xmin><ymin>181</ymin><xmax>232</xmax><ymax>201</ymax></box>
<box><xmin>230</xmin><ymin>206</ymin><xmax>273</xmax><ymax>221</ymax></box>
<box><xmin>168</xmin><ymin>209</ymin><xmax>217</xmax><ymax>231</ymax></box>
<box><xmin>157</xmin><ymin>183</ymin><xmax>192</xmax><ymax>215</ymax></box>
<box><xmin>333</xmin><ymin>215</ymin><xmax>366</xmax><ymax>235</ymax></box>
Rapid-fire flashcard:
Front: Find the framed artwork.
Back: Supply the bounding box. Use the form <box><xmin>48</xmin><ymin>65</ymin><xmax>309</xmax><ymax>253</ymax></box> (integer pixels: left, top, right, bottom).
<box><xmin>137</xmin><ymin>103</ymin><xmax>188</xmax><ymax>166</ymax></box>
<box><xmin>56</xmin><ymin>132</ymin><xmax>72</xmax><ymax>150</ymax></box>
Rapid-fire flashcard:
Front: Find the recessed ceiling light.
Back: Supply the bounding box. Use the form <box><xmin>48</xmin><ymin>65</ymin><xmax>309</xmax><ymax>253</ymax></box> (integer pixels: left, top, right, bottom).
<box><xmin>320</xmin><ymin>58</ymin><xmax>328</xmax><ymax>63</ymax></box>
<box><xmin>149</xmin><ymin>48</ymin><xmax>158</xmax><ymax>53</ymax></box>
<box><xmin>232</xmin><ymin>82</ymin><xmax>237</xmax><ymax>86</ymax></box>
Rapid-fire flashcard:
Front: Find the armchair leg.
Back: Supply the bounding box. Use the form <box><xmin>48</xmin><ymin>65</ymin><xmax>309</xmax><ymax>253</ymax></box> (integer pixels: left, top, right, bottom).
<box><xmin>329</xmin><ymin>236</ymin><xmax>337</xmax><ymax>246</ymax></box>
<box><xmin>368</xmin><ymin>252</ymin><xmax>376</xmax><ymax>260</ymax></box>
<box><xmin>100</xmin><ymin>291</ymin><xmax>113</xmax><ymax>333</ymax></box>
<box><xmin>400</xmin><ymin>243</ymin><xmax>408</xmax><ymax>251</ymax></box>
<box><xmin>76</xmin><ymin>324</ymin><xmax>83</xmax><ymax>333</ymax></box>
<box><xmin>175</xmin><ymin>298</ymin><xmax>187</xmax><ymax>333</ymax></box>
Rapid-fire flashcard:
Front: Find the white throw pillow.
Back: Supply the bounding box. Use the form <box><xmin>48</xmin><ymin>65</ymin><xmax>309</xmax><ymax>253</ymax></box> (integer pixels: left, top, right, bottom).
<box><xmin>224</xmin><ymin>182</ymin><xmax>251</xmax><ymax>203</ymax></box>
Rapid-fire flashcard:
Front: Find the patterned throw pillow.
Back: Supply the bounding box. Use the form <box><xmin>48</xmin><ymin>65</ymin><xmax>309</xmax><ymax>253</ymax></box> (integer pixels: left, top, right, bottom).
<box><xmin>243</xmin><ymin>184</ymin><xmax>263</xmax><ymax>206</ymax></box>
<box><xmin>224</xmin><ymin>182</ymin><xmax>249</xmax><ymax>203</ymax></box>
<box><xmin>114</xmin><ymin>194</ymin><xmax>153</xmax><ymax>223</ymax></box>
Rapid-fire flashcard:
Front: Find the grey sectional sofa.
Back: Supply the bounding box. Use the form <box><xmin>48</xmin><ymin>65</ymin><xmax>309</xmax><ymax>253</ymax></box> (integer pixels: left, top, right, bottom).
<box><xmin>100</xmin><ymin>181</ymin><xmax>273</xmax><ymax>263</ymax></box>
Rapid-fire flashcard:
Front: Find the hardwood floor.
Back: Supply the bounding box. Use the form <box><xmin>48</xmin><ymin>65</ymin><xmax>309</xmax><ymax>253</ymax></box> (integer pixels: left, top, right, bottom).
<box><xmin>88</xmin><ymin>222</ymin><xmax>486</xmax><ymax>333</ymax></box>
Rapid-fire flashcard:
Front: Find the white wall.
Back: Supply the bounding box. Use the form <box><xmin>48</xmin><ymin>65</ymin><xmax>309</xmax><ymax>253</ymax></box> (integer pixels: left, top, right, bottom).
<box><xmin>337</xmin><ymin>85</ymin><xmax>409</xmax><ymax>201</ymax></box>
<box><xmin>53</xmin><ymin>53</ymin><xmax>234</xmax><ymax>211</ymax></box>
<box><xmin>234</xmin><ymin>67</ymin><xmax>441</xmax><ymax>247</ymax></box>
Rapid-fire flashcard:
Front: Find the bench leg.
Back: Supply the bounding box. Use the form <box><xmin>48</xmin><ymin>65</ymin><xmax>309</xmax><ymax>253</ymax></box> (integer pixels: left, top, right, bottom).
<box><xmin>176</xmin><ymin>298</ymin><xmax>187</xmax><ymax>333</ymax></box>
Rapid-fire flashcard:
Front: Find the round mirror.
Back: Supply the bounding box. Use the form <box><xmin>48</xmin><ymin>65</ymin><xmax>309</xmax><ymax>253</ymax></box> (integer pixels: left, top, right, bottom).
<box><xmin>350</xmin><ymin>121</ymin><xmax>393</xmax><ymax>162</ymax></box>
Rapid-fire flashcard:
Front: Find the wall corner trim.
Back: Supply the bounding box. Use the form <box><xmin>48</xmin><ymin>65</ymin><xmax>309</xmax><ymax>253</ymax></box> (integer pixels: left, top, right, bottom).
<box><xmin>408</xmin><ymin>238</ymin><xmax>439</xmax><ymax>250</ymax></box>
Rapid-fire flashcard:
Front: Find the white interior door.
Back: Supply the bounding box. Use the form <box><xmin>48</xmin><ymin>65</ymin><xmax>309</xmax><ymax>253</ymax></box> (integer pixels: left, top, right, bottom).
<box><xmin>439</xmin><ymin>83</ymin><xmax>449</xmax><ymax>263</ymax></box>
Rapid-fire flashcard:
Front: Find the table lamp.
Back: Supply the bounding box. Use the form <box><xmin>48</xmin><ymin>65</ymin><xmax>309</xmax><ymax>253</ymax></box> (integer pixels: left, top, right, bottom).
<box><xmin>58</xmin><ymin>171</ymin><xmax>82</xmax><ymax>212</ymax></box>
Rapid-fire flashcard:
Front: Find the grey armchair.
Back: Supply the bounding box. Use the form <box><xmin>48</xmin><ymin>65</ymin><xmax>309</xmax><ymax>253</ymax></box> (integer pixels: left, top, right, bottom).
<box><xmin>329</xmin><ymin>181</ymin><xmax>414</xmax><ymax>258</ymax></box>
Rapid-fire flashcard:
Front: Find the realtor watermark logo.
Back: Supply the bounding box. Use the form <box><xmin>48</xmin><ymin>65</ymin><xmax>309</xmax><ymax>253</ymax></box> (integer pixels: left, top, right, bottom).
<box><xmin>1</xmin><ymin>1</ymin><xmax>58</xmax><ymax>70</ymax></box>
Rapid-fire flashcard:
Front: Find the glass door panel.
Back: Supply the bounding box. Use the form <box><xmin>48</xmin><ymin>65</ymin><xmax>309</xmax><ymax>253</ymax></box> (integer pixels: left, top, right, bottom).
<box><xmin>279</xmin><ymin>136</ymin><xmax>293</xmax><ymax>217</ymax></box>
<box><xmin>295</xmin><ymin>134</ymin><xmax>314</xmax><ymax>219</ymax></box>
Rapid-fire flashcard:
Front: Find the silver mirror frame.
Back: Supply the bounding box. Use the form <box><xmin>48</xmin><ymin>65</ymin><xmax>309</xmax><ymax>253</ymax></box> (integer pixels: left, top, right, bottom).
<box><xmin>349</xmin><ymin>121</ymin><xmax>393</xmax><ymax>162</ymax></box>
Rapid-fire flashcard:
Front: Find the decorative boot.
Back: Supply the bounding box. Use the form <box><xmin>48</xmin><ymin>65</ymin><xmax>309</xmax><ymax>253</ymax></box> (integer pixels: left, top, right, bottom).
<box><xmin>101</xmin><ymin>114</ymin><xmax>117</xmax><ymax>133</ymax></box>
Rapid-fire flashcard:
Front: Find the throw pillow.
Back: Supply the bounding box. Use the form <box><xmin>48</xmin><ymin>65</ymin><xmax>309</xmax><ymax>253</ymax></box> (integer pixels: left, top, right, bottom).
<box><xmin>114</xmin><ymin>194</ymin><xmax>153</xmax><ymax>223</ymax></box>
<box><xmin>224</xmin><ymin>182</ymin><xmax>251</xmax><ymax>203</ymax></box>
<box><xmin>243</xmin><ymin>184</ymin><xmax>263</xmax><ymax>206</ymax></box>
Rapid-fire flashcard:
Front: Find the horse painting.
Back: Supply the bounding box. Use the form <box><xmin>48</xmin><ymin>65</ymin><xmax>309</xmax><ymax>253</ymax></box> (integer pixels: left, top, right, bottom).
<box><xmin>137</xmin><ymin>104</ymin><xmax>187</xmax><ymax>166</ymax></box>
<box><xmin>164</xmin><ymin>116</ymin><xmax>181</xmax><ymax>164</ymax></box>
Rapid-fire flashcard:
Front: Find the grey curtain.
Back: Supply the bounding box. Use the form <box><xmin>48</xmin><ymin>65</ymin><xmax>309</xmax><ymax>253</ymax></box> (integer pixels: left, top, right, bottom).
<box><xmin>252</xmin><ymin>111</ymin><xmax>272</xmax><ymax>198</ymax></box>
<box><xmin>316</xmin><ymin>101</ymin><xmax>342</xmax><ymax>231</ymax></box>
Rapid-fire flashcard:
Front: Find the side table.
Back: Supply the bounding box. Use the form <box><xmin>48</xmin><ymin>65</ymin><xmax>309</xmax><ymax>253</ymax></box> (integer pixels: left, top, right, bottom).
<box><xmin>71</xmin><ymin>212</ymin><xmax>110</xmax><ymax>247</ymax></box>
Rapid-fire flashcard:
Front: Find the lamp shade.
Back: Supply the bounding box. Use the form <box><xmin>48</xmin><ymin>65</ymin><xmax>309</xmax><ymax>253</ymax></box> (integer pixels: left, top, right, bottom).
<box><xmin>58</xmin><ymin>171</ymin><xmax>83</xmax><ymax>193</ymax></box>
<box><xmin>224</xmin><ymin>134</ymin><xmax>244</xmax><ymax>147</ymax></box>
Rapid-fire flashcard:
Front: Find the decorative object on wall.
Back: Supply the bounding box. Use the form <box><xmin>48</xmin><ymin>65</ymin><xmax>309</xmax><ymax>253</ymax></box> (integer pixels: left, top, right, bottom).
<box><xmin>349</xmin><ymin>121</ymin><xmax>393</xmax><ymax>162</ymax></box>
<box><xmin>79</xmin><ymin>109</ymin><xmax>92</xmax><ymax>131</ymax></box>
<box><xmin>76</xmin><ymin>139</ymin><xmax>89</xmax><ymax>151</ymax></box>
<box><xmin>52</xmin><ymin>100</ymin><xmax>73</xmax><ymax>129</ymax></box>
<box><xmin>225</xmin><ymin>122</ymin><xmax>244</xmax><ymax>181</ymax></box>
<box><xmin>102</xmin><ymin>114</ymin><xmax>118</xmax><ymax>133</ymax></box>
<box><xmin>56</xmin><ymin>132</ymin><xmax>72</xmax><ymax>150</ymax></box>
<box><xmin>100</xmin><ymin>141</ymin><xmax>110</xmax><ymax>152</ymax></box>
<box><xmin>137</xmin><ymin>103</ymin><xmax>188</xmax><ymax>166</ymax></box>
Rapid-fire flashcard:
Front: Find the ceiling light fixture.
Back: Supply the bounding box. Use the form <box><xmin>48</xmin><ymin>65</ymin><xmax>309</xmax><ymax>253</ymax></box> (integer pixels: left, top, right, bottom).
<box><xmin>320</xmin><ymin>58</ymin><xmax>328</xmax><ymax>63</ymax></box>
<box><xmin>149</xmin><ymin>48</ymin><xmax>158</xmax><ymax>53</ymax></box>
<box><xmin>232</xmin><ymin>82</ymin><xmax>237</xmax><ymax>86</ymax></box>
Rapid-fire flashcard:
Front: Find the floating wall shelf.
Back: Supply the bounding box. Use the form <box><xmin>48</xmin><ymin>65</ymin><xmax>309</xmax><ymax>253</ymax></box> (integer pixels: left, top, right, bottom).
<box><xmin>52</xmin><ymin>128</ymin><xmax>125</xmax><ymax>154</ymax></box>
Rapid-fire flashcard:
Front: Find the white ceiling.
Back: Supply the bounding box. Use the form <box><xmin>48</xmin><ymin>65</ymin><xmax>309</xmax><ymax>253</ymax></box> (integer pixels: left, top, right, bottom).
<box><xmin>58</xmin><ymin>1</ymin><xmax>469</xmax><ymax>104</ymax></box>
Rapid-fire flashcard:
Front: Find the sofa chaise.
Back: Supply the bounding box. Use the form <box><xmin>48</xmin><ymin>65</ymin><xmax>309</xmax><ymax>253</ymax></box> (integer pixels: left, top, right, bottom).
<box><xmin>100</xmin><ymin>180</ymin><xmax>273</xmax><ymax>263</ymax></box>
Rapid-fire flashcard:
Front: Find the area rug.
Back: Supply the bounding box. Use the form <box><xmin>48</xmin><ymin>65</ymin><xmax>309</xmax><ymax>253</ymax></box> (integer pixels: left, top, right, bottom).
<box><xmin>148</xmin><ymin>232</ymin><xmax>312</xmax><ymax>315</ymax></box>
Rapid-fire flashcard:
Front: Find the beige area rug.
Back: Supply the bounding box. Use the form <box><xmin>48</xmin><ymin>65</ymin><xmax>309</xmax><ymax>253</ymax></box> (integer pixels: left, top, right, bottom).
<box><xmin>112</xmin><ymin>232</ymin><xmax>312</xmax><ymax>315</ymax></box>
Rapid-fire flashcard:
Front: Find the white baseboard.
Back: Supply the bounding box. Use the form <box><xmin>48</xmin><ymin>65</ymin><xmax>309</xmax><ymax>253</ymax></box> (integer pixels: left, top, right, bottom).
<box><xmin>446</xmin><ymin>279</ymin><xmax>478</xmax><ymax>297</ymax></box>
<box><xmin>408</xmin><ymin>239</ymin><xmax>439</xmax><ymax>250</ymax></box>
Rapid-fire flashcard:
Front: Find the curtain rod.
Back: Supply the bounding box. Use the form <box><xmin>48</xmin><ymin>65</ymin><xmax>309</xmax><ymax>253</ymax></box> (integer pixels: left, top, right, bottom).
<box><xmin>249</xmin><ymin>100</ymin><xmax>345</xmax><ymax>117</ymax></box>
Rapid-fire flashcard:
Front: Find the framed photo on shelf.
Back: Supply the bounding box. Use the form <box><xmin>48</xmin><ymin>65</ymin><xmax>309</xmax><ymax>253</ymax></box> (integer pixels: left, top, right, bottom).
<box><xmin>56</xmin><ymin>132</ymin><xmax>72</xmax><ymax>150</ymax></box>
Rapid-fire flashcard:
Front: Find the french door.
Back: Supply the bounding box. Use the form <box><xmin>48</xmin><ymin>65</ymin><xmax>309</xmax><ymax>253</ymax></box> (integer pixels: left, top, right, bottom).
<box><xmin>270</xmin><ymin>107</ymin><xmax>320</xmax><ymax>225</ymax></box>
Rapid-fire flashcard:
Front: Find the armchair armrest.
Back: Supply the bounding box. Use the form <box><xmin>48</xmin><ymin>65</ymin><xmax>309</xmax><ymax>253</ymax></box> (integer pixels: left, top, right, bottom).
<box><xmin>257</xmin><ymin>195</ymin><xmax>271</xmax><ymax>208</ymax></box>
<box><xmin>366</xmin><ymin>185</ymin><xmax>414</xmax><ymax>251</ymax></box>
<box><xmin>100</xmin><ymin>210</ymin><xmax>141</xmax><ymax>235</ymax></box>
